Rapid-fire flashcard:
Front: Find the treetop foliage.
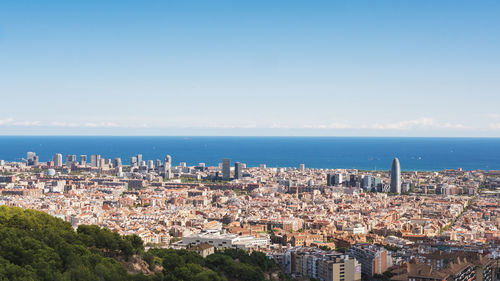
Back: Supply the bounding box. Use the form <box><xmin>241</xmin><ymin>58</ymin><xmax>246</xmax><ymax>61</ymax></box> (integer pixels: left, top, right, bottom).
<box><xmin>0</xmin><ymin>206</ymin><xmax>288</xmax><ymax>281</ymax></box>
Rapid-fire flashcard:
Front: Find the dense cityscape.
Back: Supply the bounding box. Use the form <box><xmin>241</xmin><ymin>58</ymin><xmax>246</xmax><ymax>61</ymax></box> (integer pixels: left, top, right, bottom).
<box><xmin>2</xmin><ymin>0</ymin><xmax>499</xmax><ymax>280</ymax></box>
<box><xmin>0</xmin><ymin>152</ymin><xmax>498</xmax><ymax>281</ymax></box>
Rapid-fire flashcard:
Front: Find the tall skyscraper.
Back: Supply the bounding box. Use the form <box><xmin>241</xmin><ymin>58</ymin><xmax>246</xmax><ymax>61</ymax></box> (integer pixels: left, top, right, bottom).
<box><xmin>299</xmin><ymin>164</ymin><xmax>305</xmax><ymax>171</ymax></box>
<box><xmin>363</xmin><ymin>175</ymin><xmax>372</xmax><ymax>190</ymax></box>
<box><xmin>130</xmin><ymin>156</ymin><xmax>138</xmax><ymax>166</ymax></box>
<box><xmin>66</xmin><ymin>154</ymin><xmax>76</xmax><ymax>166</ymax></box>
<box><xmin>164</xmin><ymin>155</ymin><xmax>172</xmax><ymax>179</ymax></box>
<box><xmin>91</xmin><ymin>154</ymin><xmax>101</xmax><ymax>167</ymax></box>
<box><xmin>80</xmin><ymin>155</ymin><xmax>87</xmax><ymax>166</ymax></box>
<box><xmin>222</xmin><ymin>158</ymin><xmax>231</xmax><ymax>180</ymax></box>
<box><xmin>147</xmin><ymin>160</ymin><xmax>154</xmax><ymax>170</ymax></box>
<box><xmin>155</xmin><ymin>159</ymin><xmax>162</xmax><ymax>171</ymax></box>
<box><xmin>27</xmin><ymin>152</ymin><xmax>38</xmax><ymax>166</ymax></box>
<box><xmin>334</xmin><ymin>173</ymin><xmax>343</xmax><ymax>185</ymax></box>
<box><xmin>234</xmin><ymin>162</ymin><xmax>243</xmax><ymax>179</ymax></box>
<box><xmin>113</xmin><ymin>157</ymin><xmax>122</xmax><ymax>168</ymax></box>
<box><xmin>32</xmin><ymin>156</ymin><xmax>39</xmax><ymax>166</ymax></box>
<box><xmin>137</xmin><ymin>154</ymin><xmax>143</xmax><ymax>166</ymax></box>
<box><xmin>390</xmin><ymin>158</ymin><xmax>401</xmax><ymax>194</ymax></box>
<box><xmin>326</xmin><ymin>174</ymin><xmax>334</xmax><ymax>186</ymax></box>
<box><xmin>53</xmin><ymin>153</ymin><xmax>63</xmax><ymax>167</ymax></box>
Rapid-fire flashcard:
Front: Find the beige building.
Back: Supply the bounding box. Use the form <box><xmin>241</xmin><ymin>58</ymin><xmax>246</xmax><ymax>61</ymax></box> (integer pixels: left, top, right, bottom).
<box><xmin>318</xmin><ymin>254</ymin><xmax>361</xmax><ymax>281</ymax></box>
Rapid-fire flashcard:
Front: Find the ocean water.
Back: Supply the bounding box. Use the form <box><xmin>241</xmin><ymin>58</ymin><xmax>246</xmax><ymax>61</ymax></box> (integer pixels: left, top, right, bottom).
<box><xmin>0</xmin><ymin>136</ymin><xmax>499</xmax><ymax>171</ymax></box>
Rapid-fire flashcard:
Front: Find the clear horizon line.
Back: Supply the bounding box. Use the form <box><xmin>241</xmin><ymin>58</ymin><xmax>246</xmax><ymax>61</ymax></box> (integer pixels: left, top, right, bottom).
<box><xmin>1</xmin><ymin>134</ymin><xmax>500</xmax><ymax>139</ymax></box>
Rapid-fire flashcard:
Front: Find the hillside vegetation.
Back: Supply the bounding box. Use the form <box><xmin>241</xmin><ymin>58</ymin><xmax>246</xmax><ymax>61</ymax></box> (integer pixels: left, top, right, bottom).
<box><xmin>0</xmin><ymin>205</ymin><xmax>289</xmax><ymax>281</ymax></box>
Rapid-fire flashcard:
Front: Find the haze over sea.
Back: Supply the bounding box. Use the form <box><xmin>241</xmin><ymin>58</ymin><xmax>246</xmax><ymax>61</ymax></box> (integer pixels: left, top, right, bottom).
<box><xmin>0</xmin><ymin>136</ymin><xmax>499</xmax><ymax>171</ymax></box>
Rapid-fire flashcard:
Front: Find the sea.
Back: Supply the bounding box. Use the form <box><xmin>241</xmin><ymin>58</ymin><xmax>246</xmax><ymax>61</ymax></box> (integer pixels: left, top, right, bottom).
<box><xmin>0</xmin><ymin>136</ymin><xmax>499</xmax><ymax>171</ymax></box>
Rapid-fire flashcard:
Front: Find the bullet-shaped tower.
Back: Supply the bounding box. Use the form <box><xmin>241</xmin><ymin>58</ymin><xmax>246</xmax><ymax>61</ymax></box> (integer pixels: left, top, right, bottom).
<box><xmin>390</xmin><ymin>158</ymin><xmax>401</xmax><ymax>194</ymax></box>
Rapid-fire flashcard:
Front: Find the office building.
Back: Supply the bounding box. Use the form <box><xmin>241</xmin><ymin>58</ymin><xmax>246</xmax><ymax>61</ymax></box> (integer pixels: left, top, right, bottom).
<box><xmin>164</xmin><ymin>155</ymin><xmax>172</xmax><ymax>179</ymax></box>
<box><xmin>234</xmin><ymin>162</ymin><xmax>243</xmax><ymax>179</ymax></box>
<box><xmin>79</xmin><ymin>155</ymin><xmax>87</xmax><ymax>166</ymax></box>
<box><xmin>334</xmin><ymin>174</ymin><xmax>343</xmax><ymax>185</ymax></box>
<box><xmin>130</xmin><ymin>156</ymin><xmax>137</xmax><ymax>167</ymax></box>
<box><xmin>113</xmin><ymin>158</ymin><xmax>122</xmax><ymax>168</ymax></box>
<box><xmin>27</xmin><ymin>152</ymin><xmax>36</xmax><ymax>162</ymax></box>
<box><xmin>32</xmin><ymin>156</ymin><xmax>39</xmax><ymax>166</ymax></box>
<box><xmin>300</xmin><ymin>164</ymin><xmax>305</xmax><ymax>171</ymax></box>
<box><xmin>349</xmin><ymin>175</ymin><xmax>357</xmax><ymax>187</ymax></box>
<box><xmin>327</xmin><ymin>174</ymin><xmax>334</xmax><ymax>186</ymax></box>
<box><xmin>53</xmin><ymin>153</ymin><xmax>63</xmax><ymax>167</ymax></box>
<box><xmin>147</xmin><ymin>160</ymin><xmax>154</xmax><ymax>170</ymax></box>
<box><xmin>390</xmin><ymin>158</ymin><xmax>401</xmax><ymax>194</ymax></box>
<box><xmin>373</xmin><ymin>177</ymin><xmax>382</xmax><ymax>190</ymax></box>
<box><xmin>363</xmin><ymin>175</ymin><xmax>372</xmax><ymax>190</ymax></box>
<box><xmin>91</xmin><ymin>154</ymin><xmax>101</xmax><ymax>168</ymax></box>
<box><xmin>27</xmin><ymin>152</ymin><xmax>38</xmax><ymax>166</ymax></box>
<box><xmin>66</xmin><ymin>154</ymin><xmax>76</xmax><ymax>166</ymax></box>
<box><xmin>222</xmin><ymin>158</ymin><xmax>231</xmax><ymax>180</ymax></box>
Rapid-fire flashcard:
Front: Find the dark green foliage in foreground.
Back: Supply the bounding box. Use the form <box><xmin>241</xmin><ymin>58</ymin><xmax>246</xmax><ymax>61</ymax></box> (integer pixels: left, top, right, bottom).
<box><xmin>146</xmin><ymin>248</ymin><xmax>278</xmax><ymax>281</ymax></box>
<box><xmin>0</xmin><ymin>205</ymin><xmax>142</xmax><ymax>281</ymax></box>
<box><xmin>0</xmin><ymin>206</ymin><xmax>287</xmax><ymax>281</ymax></box>
<box><xmin>205</xmin><ymin>248</ymin><xmax>274</xmax><ymax>281</ymax></box>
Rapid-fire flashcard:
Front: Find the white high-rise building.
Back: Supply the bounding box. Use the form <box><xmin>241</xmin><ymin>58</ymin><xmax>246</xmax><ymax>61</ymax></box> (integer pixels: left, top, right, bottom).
<box><xmin>164</xmin><ymin>155</ymin><xmax>172</xmax><ymax>179</ymax></box>
<box><xmin>334</xmin><ymin>173</ymin><xmax>343</xmax><ymax>185</ymax></box>
<box><xmin>130</xmin><ymin>156</ymin><xmax>138</xmax><ymax>167</ymax></box>
<box><xmin>53</xmin><ymin>153</ymin><xmax>63</xmax><ymax>167</ymax></box>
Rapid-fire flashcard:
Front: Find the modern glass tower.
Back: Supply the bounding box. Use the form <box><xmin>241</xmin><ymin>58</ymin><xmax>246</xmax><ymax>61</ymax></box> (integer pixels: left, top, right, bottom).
<box><xmin>222</xmin><ymin>158</ymin><xmax>231</xmax><ymax>180</ymax></box>
<box><xmin>234</xmin><ymin>162</ymin><xmax>243</xmax><ymax>179</ymax></box>
<box><xmin>390</xmin><ymin>158</ymin><xmax>401</xmax><ymax>194</ymax></box>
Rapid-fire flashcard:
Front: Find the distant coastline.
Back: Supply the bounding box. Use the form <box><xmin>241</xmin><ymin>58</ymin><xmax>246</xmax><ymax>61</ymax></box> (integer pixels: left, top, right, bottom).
<box><xmin>1</xmin><ymin>136</ymin><xmax>499</xmax><ymax>171</ymax></box>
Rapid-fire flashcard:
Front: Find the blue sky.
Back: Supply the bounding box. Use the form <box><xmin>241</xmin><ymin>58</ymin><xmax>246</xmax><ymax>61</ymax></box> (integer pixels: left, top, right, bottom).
<box><xmin>1</xmin><ymin>0</ymin><xmax>500</xmax><ymax>136</ymax></box>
